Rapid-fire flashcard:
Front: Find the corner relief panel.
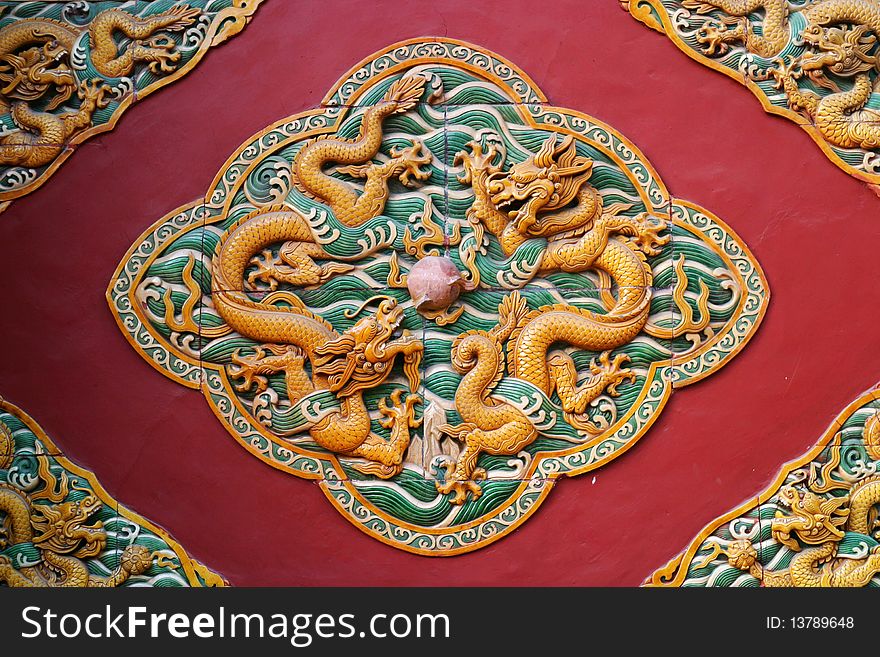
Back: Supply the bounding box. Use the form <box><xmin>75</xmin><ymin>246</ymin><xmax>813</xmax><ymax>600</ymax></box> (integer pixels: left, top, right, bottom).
<box><xmin>648</xmin><ymin>389</ymin><xmax>880</xmax><ymax>587</ymax></box>
<box><xmin>622</xmin><ymin>0</ymin><xmax>880</xmax><ymax>184</ymax></box>
<box><xmin>0</xmin><ymin>0</ymin><xmax>265</xmax><ymax>209</ymax></box>
<box><xmin>107</xmin><ymin>38</ymin><xmax>768</xmax><ymax>555</ymax></box>
<box><xmin>0</xmin><ymin>398</ymin><xmax>224</xmax><ymax>587</ymax></box>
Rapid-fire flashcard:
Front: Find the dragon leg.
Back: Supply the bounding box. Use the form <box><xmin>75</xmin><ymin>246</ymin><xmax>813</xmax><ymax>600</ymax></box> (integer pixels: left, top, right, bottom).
<box><xmin>247</xmin><ymin>241</ymin><xmax>354</xmax><ymax>289</ymax></box>
<box><xmin>89</xmin><ymin>6</ymin><xmax>200</xmax><ymax>78</ymax></box>
<box><xmin>547</xmin><ymin>351</ymin><xmax>635</xmax><ymax>430</ymax></box>
<box><xmin>229</xmin><ymin>345</ymin><xmax>314</xmax><ymax>404</ymax></box>
<box><xmin>437</xmin><ymin>418</ymin><xmax>535</xmax><ymax>505</ymax></box>
<box><xmin>337</xmin><ymin>139</ymin><xmax>433</xmax><ymax>211</ymax></box>
<box><xmin>129</xmin><ymin>38</ymin><xmax>182</xmax><ymax>76</ymax></box>
<box><xmin>345</xmin><ymin>390</ymin><xmax>421</xmax><ymax>479</ymax></box>
<box><xmin>695</xmin><ymin>17</ymin><xmax>747</xmax><ymax>56</ymax></box>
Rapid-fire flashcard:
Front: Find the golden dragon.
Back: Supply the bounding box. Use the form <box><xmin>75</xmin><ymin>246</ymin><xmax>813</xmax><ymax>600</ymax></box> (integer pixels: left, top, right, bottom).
<box><xmin>682</xmin><ymin>0</ymin><xmax>791</xmax><ymax>57</ymax></box>
<box><xmin>771</xmin><ymin>20</ymin><xmax>880</xmax><ymax>150</ymax></box>
<box><xmin>0</xmin><ymin>5</ymin><xmax>200</xmax><ymax>168</ymax></box>
<box><xmin>0</xmin><ymin>5</ymin><xmax>200</xmax><ymax>85</ymax></box>
<box><xmin>0</xmin><ymin>424</ymin><xmax>153</xmax><ymax>587</ymax></box>
<box><xmin>211</xmin><ymin>75</ymin><xmax>436</xmax><ymax>478</ymax></box>
<box><xmin>435</xmin><ymin>134</ymin><xmax>690</xmax><ymax>503</ymax></box>
<box><xmin>0</xmin><ymin>78</ymin><xmax>108</xmax><ymax>168</ymax></box>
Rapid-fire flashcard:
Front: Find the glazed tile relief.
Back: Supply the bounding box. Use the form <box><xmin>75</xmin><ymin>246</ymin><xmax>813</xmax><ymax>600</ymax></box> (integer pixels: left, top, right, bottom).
<box><xmin>0</xmin><ymin>0</ymin><xmax>265</xmax><ymax>209</ymax></box>
<box><xmin>647</xmin><ymin>389</ymin><xmax>880</xmax><ymax>587</ymax></box>
<box><xmin>107</xmin><ymin>38</ymin><xmax>768</xmax><ymax>555</ymax></box>
<box><xmin>622</xmin><ymin>0</ymin><xmax>880</xmax><ymax>185</ymax></box>
<box><xmin>0</xmin><ymin>398</ymin><xmax>224</xmax><ymax>587</ymax></box>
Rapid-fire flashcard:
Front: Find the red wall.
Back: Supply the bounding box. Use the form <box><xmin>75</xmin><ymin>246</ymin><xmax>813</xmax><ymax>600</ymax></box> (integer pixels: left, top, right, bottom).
<box><xmin>1</xmin><ymin>0</ymin><xmax>878</xmax><ymax>585</ymax></box>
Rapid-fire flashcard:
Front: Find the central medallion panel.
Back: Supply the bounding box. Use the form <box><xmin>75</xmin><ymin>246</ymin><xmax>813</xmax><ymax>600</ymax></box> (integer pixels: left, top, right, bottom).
<box><xmin>109</xmin><ymin>39</ymin><xmax>768</xmax><ymax>554</ymax></box>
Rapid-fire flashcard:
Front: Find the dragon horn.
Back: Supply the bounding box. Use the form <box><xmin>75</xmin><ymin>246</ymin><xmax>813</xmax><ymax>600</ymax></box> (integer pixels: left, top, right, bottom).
<box><xmin>533</xmin><ymin>133</ymin><xmax>558</xmax><ymax>168</ymax></box>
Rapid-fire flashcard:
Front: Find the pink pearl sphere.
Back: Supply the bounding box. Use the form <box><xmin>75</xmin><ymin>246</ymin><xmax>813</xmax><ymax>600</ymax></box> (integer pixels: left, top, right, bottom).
<box><xmin>406</xmin><ymin>256</ymin><xmax>465</xmax><ymax>311</ymax></box>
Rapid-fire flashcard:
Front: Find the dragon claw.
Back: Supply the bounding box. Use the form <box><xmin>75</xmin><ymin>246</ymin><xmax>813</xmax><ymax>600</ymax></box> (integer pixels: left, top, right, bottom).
<box><xmin>768</xmin><ymin>57</ymin><xmax>802</xmax><ymax>90</ymax></box>
<box><xmin>631</xmin><ymin>213</ymin><xmax>669</xmax><ymax>256</ymax></box>
<box><xmin>78</xmin><ymin>78</ymin><xmax>110</xmax><ymax>108</ymax></box>
<box><xmin>591</xmin><ymin>351</ymin><xmax>635</xmax><ymax>397</ymax></box>
<box><xmin>696</xmin><ymin>24</ymin><xmax>729</xmax><ymax>56</ymax></box>
<box><xmin>377</xmin><ymin>390</ymin><xmax>421</xmax><ymax>429</ymax></box>
<box><xmin>435</xmin><ymin>460</ymin><xmax>485</xmax><ymax>505</ymax></box>
<box><xmin>246</xmin><ymin>249</ymin><xmax>282</xmax><ymax>290</ymax></box>
<box><xmin>229</xmin><ymin>348</ymin><xmax>270</xmax><ymax>393</ymax></box>
<box><xmin>147</xmin><ymin>35</ymin><xmax>176</xmax><ymax>52</ymax></box>
<box><xmin>389</xmin><ymin>140</ymin><xmax>432</xmax><ymax>187</ymax></box>
<box><xmin>454</xmin><ymin>139</ymin><xmax>502</xmax><ymax>184</ymax></box>
<box><xmin>695</xmin><ymin>17</ymin><xmax>745</xmax><ymax>56</ymax></box>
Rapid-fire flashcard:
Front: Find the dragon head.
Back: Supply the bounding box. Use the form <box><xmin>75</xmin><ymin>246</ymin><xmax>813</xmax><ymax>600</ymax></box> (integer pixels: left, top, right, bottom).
<box><xmin>799</xmin><ymin>24</ymin><xmax>878</xmax><ymax>83</ymax></box>
<box><xmin>30</xmin><ymin>490</ymin><xmax>107</xmax><ymax>558</ymax></box>
<box><xmin>485</xmin><ymin>133</ymin><xmax>593</xmax><ymax>235</ymax></box>
<box><xmin>770</xmin><ymin>485</ymin><xmax>850</xmax><ymax>552</ymax></box>
<box><xmin>312</xmin><ymin>296</ymin><xmax>422</xmax><ymax>397</ymax></box>
<box><xmin>0</xmin><ymin>41</ymin><xmax>76</xmax><ymax>109</ymax></box>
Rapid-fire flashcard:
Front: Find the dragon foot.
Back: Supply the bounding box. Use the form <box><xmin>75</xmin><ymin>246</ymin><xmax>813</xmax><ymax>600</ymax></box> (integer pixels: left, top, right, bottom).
<box><xmin>389</xmin><ymin>140</ymin><xmax>433</xmax><ymax>187</ymax></box>
<box><xmin>77</xmin><ymin>77</ymin><xmax>110</xmax><ymax>108</ymax></box>
<box><xmin>453</xmin><ymin>139</ymin><xmax>503</xmax><ymax>184</ymax></box>
<box><xmin>229</xmin><ymin>345</ymin><xmax>306</xmax><ymax>394</ymax></box>
<box><xmin>549</xmin><ymin>351</ymin><xmax>634</xmax><ymax>429</ymax></box>
<box><xmin>435</xmin><ymin>459</ymin><xmax>487</xmax><ymax>505</ymax></box>
<box><xmin>695</xmin><ymin>18</ymin><xmax>747</xmax><ymax>56</ymax></box>
<box><xmin>347</xmin><ymin>390</ymin><xmax>421</xmax><ymax>479</ymax></box>
<box><xmin>376</xmin><ymin>389</ymin><xmax>421</xmax><ymax>430</ymax></box>
<box><xmin>434</xmin><ymin>422</ymin><xmax>490</xmax><ymax>504</ymax></box>
<box><xmin>768</xmin><ymin>57</ymin><xmax>803</xmax><ymax>90</ymax></box>
<box><xmin>247</xmin><ymin>243</ymin><xmax>353</xmax><ymax>289</ymax></box>
<box><xmin>146</xmin><ymin>35</ymin><xmax>176</xmax><ymax>52</ymax></box>
<box><xmin>131</xmin><ymin>37</ymin><xmax>182</xmax><ymax>75</ymax></box>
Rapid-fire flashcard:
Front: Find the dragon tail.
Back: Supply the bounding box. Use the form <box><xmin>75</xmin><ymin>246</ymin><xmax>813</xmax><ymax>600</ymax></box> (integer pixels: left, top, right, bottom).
<box><xmin>153</xmin><ymin>5</ymin><xmax>202</xmax><ymax>32</ymax></box>
<box><xmin>384</xmin><ymin>75</ymin><xmax>427</xmax><ymax>114</ymax></box>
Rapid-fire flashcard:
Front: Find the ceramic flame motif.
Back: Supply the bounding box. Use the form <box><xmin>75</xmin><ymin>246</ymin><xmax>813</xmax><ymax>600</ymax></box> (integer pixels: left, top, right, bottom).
<box><xmin>0</xmin><ymin>399</ymin><xmax>223</xmax><ymax>587</ymax></box>
<box><xmin>0</xmin><ymin>0</ymin><xmax>265</xmax><ymax>210</ymax></box>
<box><xmin>108</xmin><ymin>38</ymin><xmax>769</xmax><ymax>555</ymax></box>
<box><xmin>648</xmin><ymin>389</ymin><xmax>880</xmax><ymax>587</ymax></box>
<box><xmin>623</xmin><ymin>0</ymin><xmax>880</xmax><ymax>185</ymax></box>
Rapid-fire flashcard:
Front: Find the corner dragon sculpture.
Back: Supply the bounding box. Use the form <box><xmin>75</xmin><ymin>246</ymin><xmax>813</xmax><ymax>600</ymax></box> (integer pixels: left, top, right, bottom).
<box><xmin>211</xmin><ymin>75</ymin><xmax>432</xmax><ymax>478</ymax></box>
<box><xmin>0</xmin><ymin>423</ymin><xmax>153</xmax><ymax>587</ymax></box>
<box><xmin>0</xmin><ymin>5</ymin><xmax>201</xmax><ymax>168</ymax></box>
<box><xmin>0</xmin><ymin>78</ymin><xmax>108</xmax><ymax>167</ymax></box>
<box><xmin>682</xmin><ymin>0</ymin><xmax>791</xmax><ymax>57</ymax></box>
<box><xmin>725</xmin><ymin>475</ymin><xmax>880</xmax><ymax>586</ymax></box>
<box><xmin>770</xmin><ymin>21</ymin><xmax>880</xmax><ymax>150</ymax></box>
<box><xmin>706</xmin><ymin>415</ymin><xmax>880</xmax><ymax>587</ymax></box>
<box><xmin>679</xmin><ymin>0</ymin><xmax>880</xmax><ymax>151</ymax></box>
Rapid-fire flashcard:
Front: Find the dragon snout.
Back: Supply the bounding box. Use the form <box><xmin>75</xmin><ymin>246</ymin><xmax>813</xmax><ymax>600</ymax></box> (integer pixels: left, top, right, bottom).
<box><xmin>486</xmin><ymin>175</ymin><xmax>506</xmax><ymax>197</ymax></box>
